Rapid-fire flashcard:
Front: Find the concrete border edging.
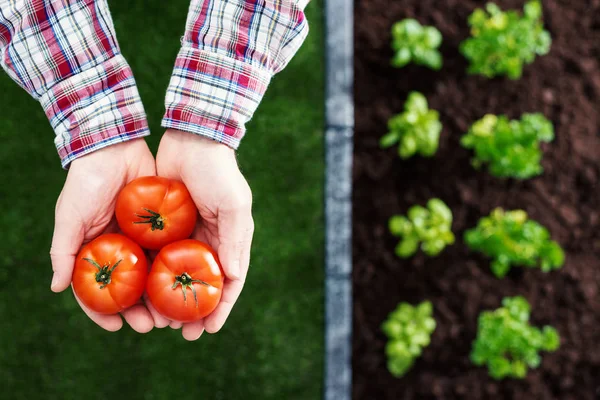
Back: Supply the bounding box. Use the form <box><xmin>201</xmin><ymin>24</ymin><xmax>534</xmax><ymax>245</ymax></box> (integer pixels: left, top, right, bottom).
<box><xmin>324</xmin><ymin>0</ymin><xmax>354</xmax><ymax>398</ymax></box>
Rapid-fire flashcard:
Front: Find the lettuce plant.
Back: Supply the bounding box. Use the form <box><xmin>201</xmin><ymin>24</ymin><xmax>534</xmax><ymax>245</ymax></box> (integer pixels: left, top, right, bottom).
<box><xmin>380</xmin><ymin>92</ymin><xmax>442</xmax><ymax>159</ymax></box>
<box><xmin>461</xmin><ymin>113</ymin><xmax>554</xmax><ymax>179</ymax></box>
<box><xmin>471</xmin><ymin>296</ymin><xmax>560</xmax><ymax>379</ymax></box>
<box><xmin>382</xmin><ymin>301</ymin><xmax>437</xmax><ymax>378</ymax></box>
<box><xmin>389</xmin><ymin>198</ymin><xmax>455</xmax><ymax>258</ymax></box>
<box><xmin>465</xmin><ymin>208</ymin><xmax>564</xmax><ymax>278</ymax></box>
<box><xmin>391</xmin><ymin>19</ymin><xmax>443</xmax><ymax>70</ymax></box>
<box><xmin>461</xmin><ymin>0</ymin><xmax>551</xmax><ymax>79</ymax></box>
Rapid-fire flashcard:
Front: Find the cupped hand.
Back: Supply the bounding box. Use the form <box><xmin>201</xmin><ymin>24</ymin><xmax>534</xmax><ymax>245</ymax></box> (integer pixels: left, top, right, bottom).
<box><xmin>155</xmin><ymin>129</ymin><xmax>254</xmax><ymax>341</ymax></box>
<box><xmin>50</xmin><ymin>139</ymin><xmax>170</xmax><ymax>333</ymax></box>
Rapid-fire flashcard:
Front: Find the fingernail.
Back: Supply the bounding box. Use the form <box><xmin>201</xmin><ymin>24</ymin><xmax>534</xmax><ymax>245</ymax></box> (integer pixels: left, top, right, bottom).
<box><xmin>229</xmin><ymin>260</ymin><xmax>240</xmax><ymax>280</ymax></box>
<box><xmin>185</xmin><ymin>328</ymin><xmax>204</xmax><ymax>341</ymax></box>
<box><xmin>51</xmin><ymin>273</ymin><xmax>60</xmax><ymax>291</ymax></box>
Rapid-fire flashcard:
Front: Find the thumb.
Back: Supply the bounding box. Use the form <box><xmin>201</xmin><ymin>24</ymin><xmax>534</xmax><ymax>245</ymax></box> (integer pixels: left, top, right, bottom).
<box><xmin>50</xmin><ymin>215</ymin><xmax>84</xmax><ymax>292</ymax></box>
<box><xmin>217</xmin><ymin>204</ymin><xmax>254</xmax><ymax>281</ymax></box>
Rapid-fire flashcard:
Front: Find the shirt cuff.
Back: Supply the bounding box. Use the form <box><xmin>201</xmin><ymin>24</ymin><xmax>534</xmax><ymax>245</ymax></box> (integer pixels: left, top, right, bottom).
<box><xmin>40</xmin><ymin>55</ymin><xmax>150</xmax><ymax>168</ymax></box>
<box><xmin>161</xmin><ymin>47</ymin><xmax>272</xmax><ymax>149</ymax></box>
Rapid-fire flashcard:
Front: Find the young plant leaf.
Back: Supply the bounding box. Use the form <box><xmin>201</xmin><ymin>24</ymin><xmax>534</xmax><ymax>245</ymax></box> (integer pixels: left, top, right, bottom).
<box><xmin>391</xmin><ymin>19</ymin><xmax>443</xmax><ymax>70</ymax></box>
<box><xmin>382</xmin><ymin>92</ymin><xmax>443</xmax><ymax>160</ymax></box>
<box><xmin>388</xmin><ymin>198</ymin><xmax>455</xmax><ymax>258</ymax></box>
<box><xmin>461</xmin><ymin>113</ymin><xmax>554</xmax><ymax>179</ymax></box>
<box><xmin>471</xmin><ymin>296</ymin><xmax>560</xmax><ymax>379</ymax></box>
<box><xmin>464</xmin><ymin>208</ymin><xmax>565</xmax><ymax>278</ymax></box>
<box><xmin>382</xmin><ymin>301</ymin><xmax>437</xmax><ymax>378</ymax></box>
<box><xmin>460</xmin><ymin>0</ymin><xmax>551</xmax><ymax>79</ymax></box>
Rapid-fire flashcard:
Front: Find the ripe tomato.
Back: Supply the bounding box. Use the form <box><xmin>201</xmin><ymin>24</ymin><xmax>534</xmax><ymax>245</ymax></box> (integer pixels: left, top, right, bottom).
<box><xmin>115</xmin><ymin>176</ymin><xmax>197</xmax><ymax>250</ymax></box>
<box><xmin>72</xmin><ymin>234</ymin><xmax>148</xmax><ymax>314</ymax></box>
<box><xmin>146</xmin><ymin>240</ymin><xmax>224</xmax><ymax>322</ymax></box>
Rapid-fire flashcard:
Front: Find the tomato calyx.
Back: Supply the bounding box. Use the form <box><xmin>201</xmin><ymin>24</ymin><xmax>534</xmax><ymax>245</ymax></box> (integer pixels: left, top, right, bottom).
<box><xmin>84</xmin><ymin>258</ymin><xmax>123</xmax><ymax>289</ymax></box>
<box><xmin>172</xmin><ymin>272</ymin><xmax>209</xmax><ymax>307</ymax></box>
<box><xmin>134</xmin><ymin>208</ymin><xmax>165</xmax><ymax>231</ymax></box>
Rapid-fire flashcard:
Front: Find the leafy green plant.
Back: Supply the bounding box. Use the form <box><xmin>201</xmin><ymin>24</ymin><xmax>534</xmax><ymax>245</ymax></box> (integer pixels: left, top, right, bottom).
<box><xmin>391</xmin><ymin>19</ymin><xmax>443</xmax><ymax>70</ymax></box>
<box><xmin>460</xmin><ymin>0</ymin><xmax>551</xmax><ymax>79</ymax></box>
<box><xmin>380</xmin><ymin>92</ymin><xmax>443</xmax><ymax>159</ymax></box>
<box><xmin>461</xmin><ymin>113</ymin><xmax>554</xmax><ymax>179</ymax></box>
<box><xmin>465</xmin><ymin>208</ymin><xmax>564</xmax><ymax>278</ymax></box>
<box><xmin>471</xmin><ymin>296</ymin><xmax>560</xmax><ymax>379</ymax></box>
<box><xmin>388</xmin><ymin>198</ymin><xmax>455</xmax><ymax>258</ymax></box>
<box><xmin>382</xmin><ymin>301</ymin><xmax>437</xmax><ymax>378</ymax></box>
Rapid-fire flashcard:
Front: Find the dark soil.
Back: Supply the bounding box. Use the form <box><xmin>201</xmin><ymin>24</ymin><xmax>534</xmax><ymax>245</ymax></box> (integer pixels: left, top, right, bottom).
<box><xmin>352</xmin><ymin>0</ymin><xmax>600</xmax><ymax>399</ymax></box>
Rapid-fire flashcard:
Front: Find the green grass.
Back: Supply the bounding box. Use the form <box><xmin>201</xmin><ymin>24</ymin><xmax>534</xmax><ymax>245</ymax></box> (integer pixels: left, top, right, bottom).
<box><xmin>0</xmin><ymin>1</ymin><xmax>324</xmax><ymax>399</ymax></box>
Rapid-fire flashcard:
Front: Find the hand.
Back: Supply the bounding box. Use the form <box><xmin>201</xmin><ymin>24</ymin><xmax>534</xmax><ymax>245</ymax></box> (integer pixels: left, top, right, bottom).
<box><xmin>50</xmin><ymin>139</ymin><xmax>170</xmax><ymax>333</ymax></box>
<box><xmin>156</xmin><ymin>129</ymin><xmax>254</xmax><ymax>340</ymax></box>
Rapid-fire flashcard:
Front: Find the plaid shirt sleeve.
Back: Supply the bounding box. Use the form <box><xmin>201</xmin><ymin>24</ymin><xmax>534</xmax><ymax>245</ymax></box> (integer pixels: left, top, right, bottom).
<box><xmin>162</xmin><ymin>0</ymin><xmax>310</xmax><ymax>149</ymax></box>
<box><xmin>0</xmin><ymin>0</ymin><xmax>149</xmax><ymax>168</ymax></box>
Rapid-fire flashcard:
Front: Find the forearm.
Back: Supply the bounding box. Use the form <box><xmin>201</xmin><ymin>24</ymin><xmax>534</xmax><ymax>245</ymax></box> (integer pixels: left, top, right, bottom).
<box><xmin>0</xmin><ymin>0</ymin><xmax>149</xmax><ymax>167</ymax></box>
<box><xmin>162</xmin><ymin>0</ymin><xmax>310</xmax><ymax>148</ymax></box>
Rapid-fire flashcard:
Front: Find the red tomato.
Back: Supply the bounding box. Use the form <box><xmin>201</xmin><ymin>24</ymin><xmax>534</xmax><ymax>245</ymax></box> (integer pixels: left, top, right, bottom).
<box><xmin>146</xmin><ymin>240</ymin><xmax>224</xmax><ymax>322</ymax></box>
<box><xmin>72</xmin><ymin>234</ymin><xmax>148</xmax><ymax>314</ymax></box>
<box><xmin>115</xmin><ymin>176</ymin><xmax>197</xmax><ymax>250</ymax></box>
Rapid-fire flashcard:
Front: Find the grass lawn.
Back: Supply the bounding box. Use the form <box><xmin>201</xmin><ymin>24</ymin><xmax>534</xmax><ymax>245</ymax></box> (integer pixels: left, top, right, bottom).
<box><xmin>0</xmin><ymin>1</ymin><xmax>324</xmax><ymax>399</ymax></box>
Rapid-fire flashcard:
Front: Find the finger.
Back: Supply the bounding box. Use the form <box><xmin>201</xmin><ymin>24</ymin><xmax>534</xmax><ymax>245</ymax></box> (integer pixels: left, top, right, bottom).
<box><xmin>50</xmin><ymin>215</ymin><xmax>85</xmax><ymax>293</ymax></box>
<box><xmin>121</xmin><ymin>304</ymin><xmax>155</xmax><ymax>333</ymax></box>
<box><xmin>204</xmin><ymin>279</ymin><xmax>245</xmax><ymax>333</ymax></box>
<box><xmin>143</xmin><ymin>293</ymin><xmax>170</xmax><ymax>328</ymax></box>
<box><xmin>217</xmin><ymin>206</ymin><xmax>254</xmax><ymax>281</ymax></box>
<box><xmin>182</xmin><ymin>320</ymin><xmax>205</xmax><ymax>341</ymax></box>
<box><xmin>204</xmin><ymin>240</ymin><xmax>250</xmax><ymax>334</ymax></box>
<box><xmin>205</xmin><ymin>236</ymin><xmax>251</xmax><ymax>333</ymax></box>
<box><xmin>74</xmin><ymin>292</ymin><xmax>123</xmax><ymax>332</ymax></box>
<box><xmin>170</xmin><ymin>320</ymin><xmax>183</xmax><ymax>329</ymax></box>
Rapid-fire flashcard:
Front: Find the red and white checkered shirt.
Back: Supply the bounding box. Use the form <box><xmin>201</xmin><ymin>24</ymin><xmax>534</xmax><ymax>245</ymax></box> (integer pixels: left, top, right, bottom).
<box><xmin>0</xmin><ymin>0</ymin><xmax>309</xmax><ymax>167</ymax></box>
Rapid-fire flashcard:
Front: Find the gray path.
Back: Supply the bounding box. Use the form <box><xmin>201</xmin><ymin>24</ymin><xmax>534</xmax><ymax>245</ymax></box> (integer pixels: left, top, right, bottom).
<box><xmin>324</xmin><ymin>0</ymin><xmax>354</xmax><ymax>399</ymax></box>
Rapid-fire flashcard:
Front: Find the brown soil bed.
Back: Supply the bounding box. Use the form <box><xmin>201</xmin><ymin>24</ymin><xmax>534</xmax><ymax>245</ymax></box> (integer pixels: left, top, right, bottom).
<box><xmin>352</xmin><ymin>0</ymin><xmax>600</xmax><ymax>399</ymax></box>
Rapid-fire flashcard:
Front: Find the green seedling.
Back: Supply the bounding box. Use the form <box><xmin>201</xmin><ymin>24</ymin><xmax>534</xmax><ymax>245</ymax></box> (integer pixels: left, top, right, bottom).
<box><xmin>380</xmin><ymin>92</ymin><xmax>442</xmax><ymax>159</ymax></box>
<box><xmin>382</xmin><ymin>301</ymin><xmax>437</xmax><ymax>378</ymax></box>
<box><xmin>461</xmin><ymin>113</ymin><xmax>554</xmax><ymax>179</ymax></box>
<box><xmin>461</xmin><ymin>0</ymin><xmax>551</xmax><ymax>79</ymax></box>
<box><xmin>465</xmin><ymin>208</ymin><xmax>565</xmax><ymax>278</ymax></box>
<box><xmin>391</xmin><ymin>19</ymin><xmax>443</xmax><ymax>70</ymax></box>
<box><xmin>471</xmin><ymin>296</ymin><xmax>560</xmax><ymax>379</ymax></box>
<box><xmin>388</xmin><ymin>198</ymin><xmax>455</xmax><ymax>258</ymax></box>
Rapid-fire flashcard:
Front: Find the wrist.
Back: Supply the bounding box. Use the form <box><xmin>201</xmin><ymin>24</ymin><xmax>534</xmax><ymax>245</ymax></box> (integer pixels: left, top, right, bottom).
<box><xmin>158</xmin><ymin>129</ymin><xmax>239</xmax><ymax>178</ymax></box>
<box><xmin>164</xmin><ymin>129</ymin><xmax>236</xmax><ymax>154</ymax></box>
<box><xmin>70</xmin><ymin>138</ymin><xmax>152</xmax><ymax>173</ymax></box>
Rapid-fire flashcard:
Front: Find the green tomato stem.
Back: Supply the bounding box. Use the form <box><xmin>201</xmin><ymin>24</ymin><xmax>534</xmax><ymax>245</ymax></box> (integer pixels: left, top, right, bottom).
<box><xmin>172</xmin><ymin>272</ymin><xmax>210</xmax><ymax>307</ymax></box>
<box><xmin>134</xmin><ymin>208</ymin><xmax>165</xmax><ymax>231</ymax></box>
<box><xmin>84</xmin><ymin>258</ymin><xmax>123</xmax><ymax>289</ymax></box>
